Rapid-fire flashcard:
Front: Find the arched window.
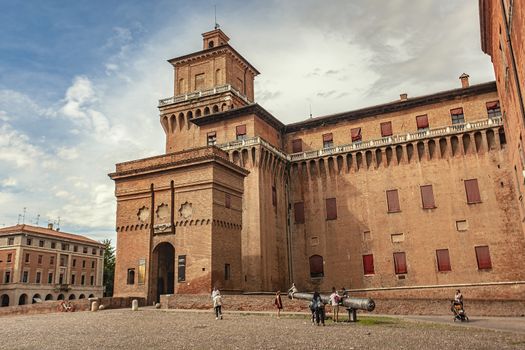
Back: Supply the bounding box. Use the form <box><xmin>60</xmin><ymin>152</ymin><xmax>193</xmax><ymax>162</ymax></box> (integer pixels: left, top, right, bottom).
<box><xmin>309</xmin><ymin>255</ymin><xmax>324</xmax><ymax>278</ymax></box>
<box><xmin>212</xmin><ymin>105</ymin><xmax>219</xmax><ymax>113</ymax></box>
<box><xmin>127</xmin><ymin>269</ymin><xmax>135</xmax><ymax>285</ymax></box>
<box><xmin>45</xmin><ymin>294</ymin><xmax>53</xmax><ymax>301</ymax></box>
<box><xmin>195</xmin><ymin>109</ymin><xmax>202</xmax><ymax>118</ymax></box>
<box><xmin>187</xmin><ymin>111</ymin><xmax>193</xmax><ymax>120</ymax></box>
<box><xmin>204</xmin><ymin>107</ymin><xmax>210</xmax><ymax>115</ymax></box>
<box><xmin>221</xmin><ymin>103</ymin><xmax>227</xmax><ymax>111</ymax></box>
<box><xmin>18</xmin><ymin>294</ymin><xmax>27</xmax><ymax>305</ymax></box>
<box><xmin>178</xmin><ymin>113</ymin><xmax>185</xmax><ymax>131</ymax></box>
<box><xmin>32</xmin><ymin>294</ymin><xmax>41</xmax><ymax>304</ymax></box>
<box><xmin>79</xmin><ymin>294</ymin><xmax>85</xmax><ymax>299</ymax></box>
<box><xmin>215</xmin><ymin>68</ymin><xmax>221</xmax><ymax>85</ymax></box>
<box><xmin>68</xmin><ymin>294</ymin><xmax>76</xmax><ymax>300</ymax></box>
<box><xmin>1</xmin><ymin>294</ymin><xmax>9</xmax><ymax>307</ymax></box>
<box><xmin>208</xmin><ymin>40</ymin><xmax>214</xmax><ymax>48</ymax></box>
<box><xmin>88</xmin><ymin>294</ymin><xmax>95</xmax><ymax>298</ymax></box>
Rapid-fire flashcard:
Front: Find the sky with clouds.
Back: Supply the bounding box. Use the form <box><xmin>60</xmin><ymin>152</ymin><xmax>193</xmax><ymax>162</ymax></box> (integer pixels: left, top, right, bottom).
<box><xmin>0</xmin><ymin>0</ymin><xmax>494</xmax><ymax>242</ymax></box>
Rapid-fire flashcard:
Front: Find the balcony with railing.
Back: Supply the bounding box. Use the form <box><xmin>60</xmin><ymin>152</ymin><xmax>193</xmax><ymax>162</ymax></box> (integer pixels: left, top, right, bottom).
<box><xmin>158</xmin><ymin>84</ymin><xmax>250</xmax><ymax>107</ymax></box>
<box><xmin>215</xmin><ymin>117</ymin><xmax>503</xmax><ymax>163</ymax></box>
<box><xmin>289</xmin><ymin>117</ymin><xmax>503</xmax><ymax>161</ymax></box>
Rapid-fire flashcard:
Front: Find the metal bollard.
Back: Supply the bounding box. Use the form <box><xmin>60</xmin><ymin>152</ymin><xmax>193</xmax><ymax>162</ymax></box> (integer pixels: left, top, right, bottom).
<box><xmin>91</xmin><ymin>301</ymin><xmax>99</xmax><ymax>312</ymax></box>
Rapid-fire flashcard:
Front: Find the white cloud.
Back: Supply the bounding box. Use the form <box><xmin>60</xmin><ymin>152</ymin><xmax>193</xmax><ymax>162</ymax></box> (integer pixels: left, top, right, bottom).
<box><xmin>0</xmin><ymin>1</ymin><xmax>495</xmax><ymax>242</ymax></box>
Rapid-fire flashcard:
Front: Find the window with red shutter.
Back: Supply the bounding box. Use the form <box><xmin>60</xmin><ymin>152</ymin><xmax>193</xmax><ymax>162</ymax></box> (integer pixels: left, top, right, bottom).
<box><xmin>475</xmin><ymin>246</ymin><xmax>492</xmax><ymax>269</ymax></box>
<box><xmin>225</xmin><ymin>193</ymin><xmax>231</xmax><ymax>209</ymax></box>
<box><xmin>386</xmin><ymin>189</ymin><xmax>400</xmax><ymax>212</ymax></box>
<box><xmin>322</xmin><ymin>133</ymin><xmax>334</xmax><ymax>148</ymax></box>
<box><xmin>292</xmin><ymin>139</ymin><xmax>303</xmax><ymax>153</ymax></box>
<box><xmin>309</xmin><ymin>255</ymin><xmax>324</xmax><ymax>278</ymax></box>
<box><xmin>326</xmin><ymin>198</ymin><xmax>337</xmax><ymax>220</ymax></box>
<box><xmin>416</xmin><ymin>115</ymin><xmax>429</xmax><ymax>130</ymax></box>
<box><xmin>464</xmin><ymin>179</ymin><xmax>481</xmax><ymax>204</ymax></box>
<box><xmin>294</xmin><ymin>202</ymin><xmax>305</xmax><ymax>224</ymax></box>
<box><xmin>450</xmin><ymin>107</ymin><xmax>465</xmax><ymax>124</ymax></box>
<box><xmin>486</xmin><ymin>101</ymin><xmax>501</xmax><ymax>118</ymax></box>
<box><xmin>351</xmin><ymin>127</ymin><xmax>362</xmax><ymax>142</ymax></box>
<box><xmin>420</xmin><ymin>185</ymin><xmax>436</xmax><ymax>209</ymax></box>
<box><xmin>393</xmin><ymin>252</ymin><xmax>407</xmax><ymax>274</ymax></box>
<box><xmin>380</xmin><ymin>122</ymin><xmax>393</xmax><ymax>137</ymax></box>
<box><xmin>236</xmin><ymin>124</ymin><xmax>247</xmax><ymax>140</ymax></box>
<box><xmin>363</xmin><ymin>254</ymin><xmax>375</xmax><ymax>275</ymax></box>
<box><xmin>436</xmin><ymin>249</ymin><xmax>451</xmax><ymax>271</ymax></box>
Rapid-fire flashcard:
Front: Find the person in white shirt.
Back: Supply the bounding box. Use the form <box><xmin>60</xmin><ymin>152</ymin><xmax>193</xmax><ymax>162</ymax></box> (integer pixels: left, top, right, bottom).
<box><xmin>329</xmin><ymin>287</ymin><xmax>340</xmax><ymax>322</ymax></box>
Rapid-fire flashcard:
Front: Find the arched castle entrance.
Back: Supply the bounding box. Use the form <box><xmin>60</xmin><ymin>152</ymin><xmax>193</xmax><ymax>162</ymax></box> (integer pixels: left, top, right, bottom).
<box><xmin>152</xmin><ymin>242</ymin><xmax>175</xmax><ymax>302</ymax></box>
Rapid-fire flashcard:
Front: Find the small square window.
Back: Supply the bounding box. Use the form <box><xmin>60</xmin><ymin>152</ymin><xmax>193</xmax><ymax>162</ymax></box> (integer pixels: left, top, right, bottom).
<box><xmin>26</xmin><ymin>238</ymin><xmax>32</xmax><ymax>246</ymax></box>
<box><xmin>8</xmin><ymin>237</ymin><xmax>14</xmax><ymax>245</ymax></box>
<box><xmin>51</xmin><ymin>242</ymin><xmax>56</xmax><ymax>249</ymax></box>
<box><xmin>39</xmin><ymin>240</ymin><xmax>45</xmax><ymax>247</ymax></box>
<box><xmin>456</xmin><ymin>220</ymin><xmax>468</xmax><ymax>231</ymax></box>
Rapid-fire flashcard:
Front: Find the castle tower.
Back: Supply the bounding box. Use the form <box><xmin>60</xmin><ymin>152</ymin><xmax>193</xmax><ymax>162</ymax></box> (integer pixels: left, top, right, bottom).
<box><xmin>158</xmin><ymin>28</ymin><xmax>260</xmax><ymax>153</ymax></box>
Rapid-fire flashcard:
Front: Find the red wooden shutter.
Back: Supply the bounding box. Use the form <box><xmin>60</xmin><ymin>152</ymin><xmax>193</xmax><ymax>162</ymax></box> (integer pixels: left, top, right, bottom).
<box><xmin>292</xmin><ymin>139</ymin><xmax>302</xmax><ymax>153</ymax></box>
<box><xmin>322</xmin><ymin>133</ymin><xmax>333</xmax><ymax>142</ymax></box>
<box><xmin>416</xmin><ymin>115</ymin><xmax>429</xmax><ymax>129</ymax></box>
<box><xmin>436</xmin><ymin>249</ymin><xmax>451</xmax><ymax>271</ymax></box>
<box><xmin>225</xmin><ymin>193</ymin><xmax>231</xmax><ymax>209</ymax></box>
<box><xmin>485</xmin><ymin>101</ymin><xmax>499</xmax><ymax>109</ymax></box>
<box><xmin>294</xmin><ymin>202</ymin><xmax>305</xmax><ymax>224</ymax></box>
<box><xmin>236</xmin><ymin>124</ymin><xmax>246</xmax><ymax>136</ymax></box>
<box><xmin>326</xmin><ymin>198</ymin><xmax>337</xmax><ymax>220</ymax></box>
<box><xmin>351</xmin><ymin>127</ymin><xmax>362</xmax><ymax>142</ymax></box>
<box><xmin>393</xmin><ymin>252</ymin><xmax>407</xmax><ymax>274</ymax></box>
<box><xmin>420</xmin><ymin>185</ymin><xmax>435</xmax><ymax>209</ymax></box>
<box><xmin>363</xmin><ymin>254</ymin><xmax>375</xmax><ymax>275</ymax></box>
<box><xmin>464</xmin><ymin>179</ymin><xmax>481</xmax><ymax>203</ymax></box>
<box><xmin>386</xmin><ymin>190</ymin><xmax>400</xmax><ymax>212</ymax></box>
<box><xmin>475</xmin><ymin>246</ymin><xmax>492</xmax><ymax>269</ymax></box>
<box><xmin>380</xmin><ymin>122</ymin><xmax>393</xmax><ymax>137</ymax></box>
<box><xmin>450</xmin><ymin>107</ymin><xmax>463</xmax><ymax>115</ymax></box>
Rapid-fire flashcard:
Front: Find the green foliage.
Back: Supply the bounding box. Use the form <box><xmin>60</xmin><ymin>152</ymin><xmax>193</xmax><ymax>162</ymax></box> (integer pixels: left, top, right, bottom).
<box><xmin>102</xmin><ymin>239</ymin><xmax>115</xmax><ymax>297</ymax></box>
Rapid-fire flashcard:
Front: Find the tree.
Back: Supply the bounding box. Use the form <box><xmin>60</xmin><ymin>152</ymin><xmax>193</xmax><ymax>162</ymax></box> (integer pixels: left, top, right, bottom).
<box><xmin>102</xmin><ymin>239</ymin><xmax>115</xmax><ymax>297</ymax></box>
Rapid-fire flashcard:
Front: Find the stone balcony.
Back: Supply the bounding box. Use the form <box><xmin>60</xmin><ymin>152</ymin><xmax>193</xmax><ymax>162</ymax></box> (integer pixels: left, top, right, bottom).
<box><xmin>289</xmin><ymin>117</ymin><xmax>503</xmax><ymax>162</ymax></box>
<box><xmin>158</xmin><ymin>84</ymin><xmax>250</xmax><ymax>107</ymax></box>
<box><xmin>216</xmin><ymin>117</ymin><xmax>503</xmax><ymax>163</ymax></box>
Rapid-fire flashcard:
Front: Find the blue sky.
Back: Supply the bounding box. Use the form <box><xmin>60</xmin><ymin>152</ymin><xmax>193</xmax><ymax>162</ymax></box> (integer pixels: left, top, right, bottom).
<box><xmin>0</xmin><ymin>1</ymin><xmax>494</xmax><ymax>242</ymax></box>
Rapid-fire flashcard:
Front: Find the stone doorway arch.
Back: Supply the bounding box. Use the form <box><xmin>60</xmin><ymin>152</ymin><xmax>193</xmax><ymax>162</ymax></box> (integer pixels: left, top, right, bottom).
<box><xmin>152</xmin><ymin>242</ymin><xmax>175</xmax><ymax>303</ymax></box>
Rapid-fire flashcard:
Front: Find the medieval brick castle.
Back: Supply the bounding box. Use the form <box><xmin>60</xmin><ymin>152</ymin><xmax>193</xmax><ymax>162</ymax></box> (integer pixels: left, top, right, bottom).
<box><xmin>110</xmin><ymin>12</ymin><xmax>525</xmax><ymax>303</ymax></box>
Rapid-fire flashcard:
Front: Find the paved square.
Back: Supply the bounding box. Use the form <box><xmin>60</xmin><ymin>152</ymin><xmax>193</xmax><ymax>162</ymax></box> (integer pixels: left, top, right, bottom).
<box><xmin>1</xmin><ymin>309</ymin><xmax>524</xmax><ymax>349</ymax></box>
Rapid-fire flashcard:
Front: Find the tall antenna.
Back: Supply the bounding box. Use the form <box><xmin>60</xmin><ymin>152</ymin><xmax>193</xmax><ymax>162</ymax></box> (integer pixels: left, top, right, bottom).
<box><xmin>35</xmin><ymin>214</ymin><xmax>40</xmax><ymax>226</ymax></box>
<box><xmin>214</xmin><ymin>5</ymin><xmax>220</xmax><ymax>29</ymax></box>
<box><xmin>17</xmin><ymin>214</ymin><xmax>21</xmax><ymax>225</ymax></box>
<box><xmin>309</xmin><ymin>103</ymin><xmax>313</xmax><ymax>118</ymax></box>
<box><xmin>22</xmin><ymin>207</ymin><xmax>26</xmax><ymax>224</ymax></box>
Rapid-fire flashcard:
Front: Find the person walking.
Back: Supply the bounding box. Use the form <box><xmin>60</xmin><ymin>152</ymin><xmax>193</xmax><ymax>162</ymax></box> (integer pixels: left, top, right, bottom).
<box><xmin>312</xmin><ymin>291</ymin><xmax>325</xmax><ymax>326</ymax></box>
<box><xmin>213</xmin><ymin>290</ymin><xmax>223</xmax><ymax>320</ymax></box>
<box><xmin>274</xmin><ymin>291</ymin><xmax>283</xmax><ymax>318</ymax></box>
<box><xmin>329</xmin><ymin>287</ymin><xmax>340</xmax><ymax>322</ymax></box>
<box><xmin>211</xmin><ymin>286</ymin><xmax>219</xmax><ymax>300</ymax></box>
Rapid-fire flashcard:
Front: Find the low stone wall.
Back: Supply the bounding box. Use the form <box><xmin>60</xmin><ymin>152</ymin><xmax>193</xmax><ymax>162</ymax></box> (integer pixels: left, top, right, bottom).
<box><xmin>160</xmin><ymin>293</ymin><xmax>525</xmax><ymax>317</ymax></box>
<box><xmin>0</xmin><ymin>297</ymin><xmax>146</xmax><ymax>317</ymax></box>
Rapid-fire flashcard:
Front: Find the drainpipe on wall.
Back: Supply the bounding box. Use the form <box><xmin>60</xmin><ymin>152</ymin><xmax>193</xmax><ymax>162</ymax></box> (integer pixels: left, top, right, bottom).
<box><xmin>285</xmin><ymin>169</ymin><xmax>294</xmax><ymax>286</ymax></box>
<box><xmin>148</xmin><ymin>183</ymin><xmax>155</xmax><ymax>304</ymax></box>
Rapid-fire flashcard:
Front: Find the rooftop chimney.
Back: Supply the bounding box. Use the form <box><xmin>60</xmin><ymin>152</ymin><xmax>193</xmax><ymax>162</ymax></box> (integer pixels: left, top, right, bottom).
<box><xmin>47</xmin><ymin>223</ymin><xmax>53</xmax><ymax>230</ymax></box>
<box><xmin>400</xmin><ymin>93</ymin><xmax>408</xmax><ymax>101</ymax></box>
<box><xmin>459</xmin><ymin>73</ymin><xmax>470</xmax><ymax>88</ymax></box>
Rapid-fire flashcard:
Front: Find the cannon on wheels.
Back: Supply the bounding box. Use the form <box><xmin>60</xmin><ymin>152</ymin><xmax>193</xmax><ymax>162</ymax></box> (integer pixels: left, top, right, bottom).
<box><xmin>288</xmin><ymin>290</ymin><xmax>375</xmax><ymax>322</ymax></box>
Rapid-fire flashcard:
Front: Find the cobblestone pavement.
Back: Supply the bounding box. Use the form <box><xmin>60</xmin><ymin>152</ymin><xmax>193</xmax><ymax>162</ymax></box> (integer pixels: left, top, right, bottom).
<box><xmin>1</xmin><ymin>309</ymin><xmax>524</xmax><ymax>350</ymax></box>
